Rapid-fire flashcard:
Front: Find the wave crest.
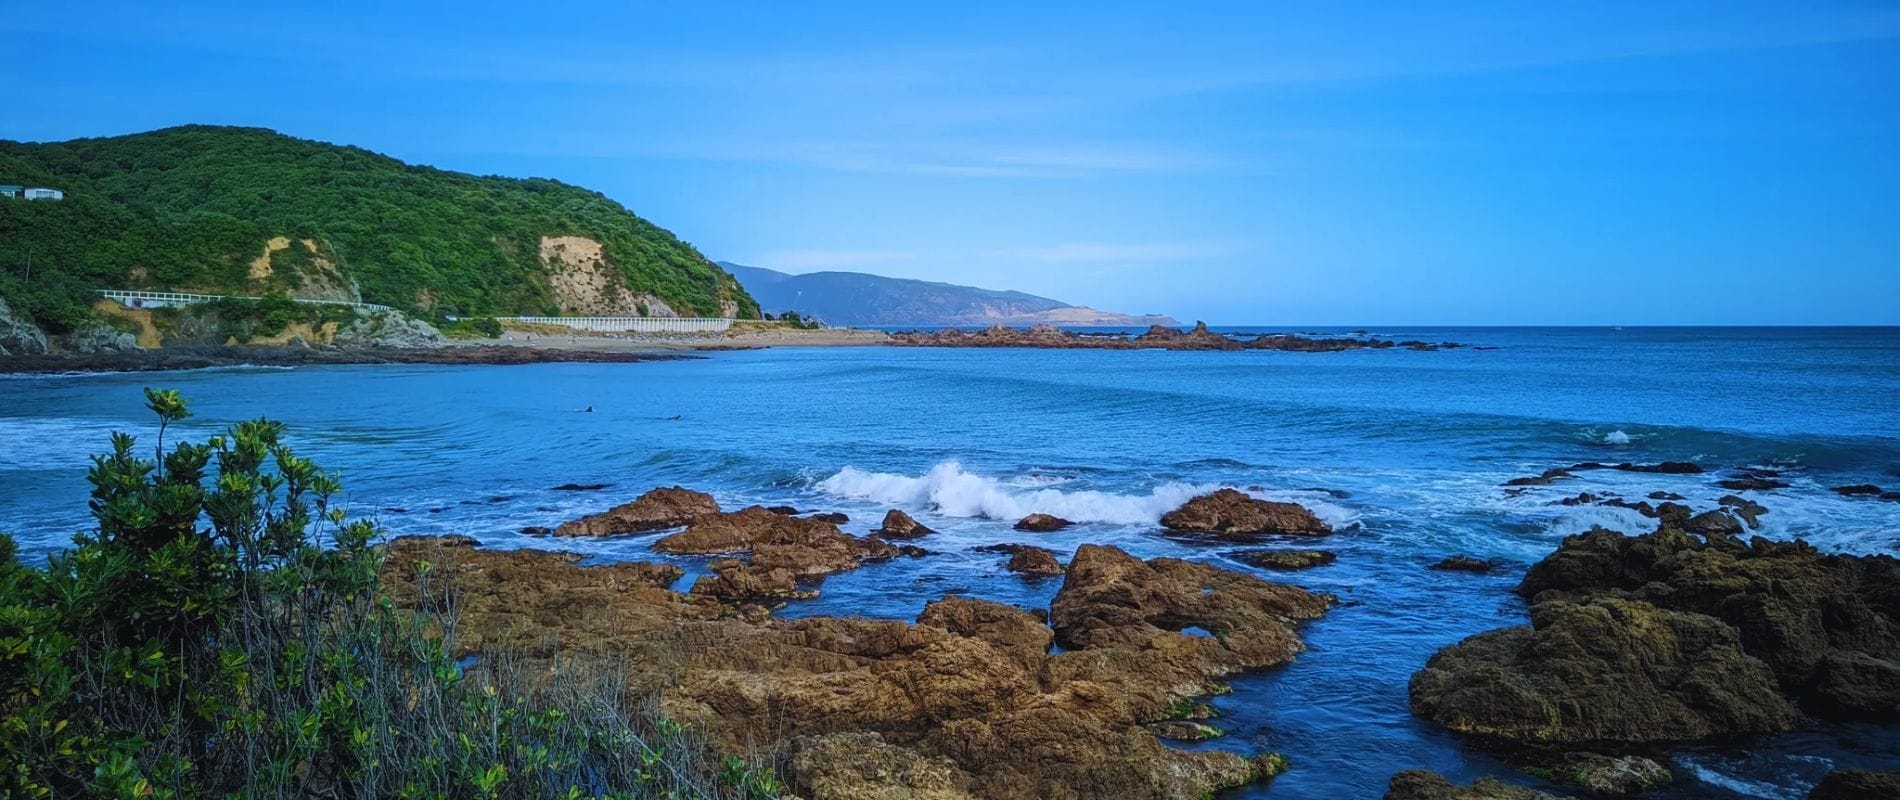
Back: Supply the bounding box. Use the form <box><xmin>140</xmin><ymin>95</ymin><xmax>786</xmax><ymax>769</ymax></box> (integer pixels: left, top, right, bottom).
<box><xmin>814</xmin><ymin>461</ymin><xmax>1354</xmax><ymax>527</ymax></box>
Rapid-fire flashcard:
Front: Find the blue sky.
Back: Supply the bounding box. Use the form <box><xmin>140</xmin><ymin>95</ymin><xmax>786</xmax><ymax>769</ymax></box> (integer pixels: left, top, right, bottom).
<box><xmin>4</xmin><ymin>1</ymin><xmax>1898</xmax><ymax>324</ymax></box>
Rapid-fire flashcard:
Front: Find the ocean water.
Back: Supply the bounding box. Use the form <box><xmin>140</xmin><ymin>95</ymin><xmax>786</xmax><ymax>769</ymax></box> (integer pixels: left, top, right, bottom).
<box><xmin>3</xmin><ymin>326</ymin><xmax>1899</xmax><ymax>798</ymax></box>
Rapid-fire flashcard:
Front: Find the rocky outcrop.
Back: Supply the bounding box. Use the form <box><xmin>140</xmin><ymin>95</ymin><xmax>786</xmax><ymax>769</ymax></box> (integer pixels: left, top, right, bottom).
<box><xmin>874</xmin><ymin>509</ymin><xmax>934</xmax><ymax>539</ymax></box>
<box><xmin>0</xmin><ymin>295</ymin><xmax>49</xmax><ymax>356</ymax></box>
<box><xmin>333</xmin><ymin>310</ymin><xmax>444</xmax><ymax>348</ymax></box>
<box><xmin>1831</xmin><ymin>484</ymin><xmax>1884</xmax><ymax>497</ymax></box>
<box><xmin>1410</xmin><ymin>597</ymin><xmax>1799</xmax><ymax>744</ymax></box>
<box><xmin>1234</xmin><ymin>550</ymin><xmax>1337</xmax><ymax>570</ymax></box>
<box><xmin>554</xmin><ymin>486</ymin><xmax>719</xmax><ymax>536</ymax></box>
<box><xmin>1384</xmin><ymin>771</ymin><xmax>1564</xmax><ymax>800</ymax></box>
<box><xmin>975</xmin><ymin>544</ymin><xmax>1063</xmax><ymax>577</ymax></box>
<box><xmin>1518</xmin><ymin>528</ymin><xmax>1900</xmax><ymax>722</ymax></box>
<box><xmin>380</xmin><ymin>538</ymin><xmax>1320</xmax><ymax>799</ymax></box>
<box><xmin>1161</xmin><ymin>489</ymin><xmax>1332</xmax><ymax>538</ymax></box>
<box><xmin>59</xmin><ymin>320</ymin><xmax>139</xmax><ymax>353</ymax></box>
<box><xmin>1414</xmin><ymin>525</ymin><xmax>1900</xmax><ymax>749</ymax></box>
<box><xmin>889</xmin><ymin>323</ymin><xmax>1458</xmax><ymax>353</ymax></box>
<box><xmin>1013</xmin><ymin>513</ymin><xmax>1073</xmax><ymax>532</ymax></box>
<box><xmin>1807</xmin><ymin>769</ymin><xmax>1900</xmax><ymax>800</ymax></box>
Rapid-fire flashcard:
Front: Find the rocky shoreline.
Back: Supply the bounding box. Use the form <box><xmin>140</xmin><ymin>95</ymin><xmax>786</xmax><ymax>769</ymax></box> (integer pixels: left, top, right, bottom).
<box><xmin>373</xmin><ymin>479</ymin><xmax>1897</xmax><ymax>799</ymax></box>
<box><xmin>890</xmin><ymin>322</ymin><xmax>1463</xmax><ymax>351</ymax></box>
<box><xmin>0</xmin><ymin>343</ymin><xmax>699</xmax><ymax>373</ymax></box>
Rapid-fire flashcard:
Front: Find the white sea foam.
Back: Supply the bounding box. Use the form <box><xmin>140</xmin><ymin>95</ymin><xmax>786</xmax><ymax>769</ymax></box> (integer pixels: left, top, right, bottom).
<box><xmin>1604</xmin><ymin>429</ymin><xmax>1632</xmax><ymax>445</ymax></box>
<box><xmin>1675</xmin><ymin>754</ymin><xmax>1829</xmax><ymax>800</ymax></box>
<box><xmin>815</xmin><ymin>461</ymin><xmax>1356</xmax><ymax>527</ymax></box>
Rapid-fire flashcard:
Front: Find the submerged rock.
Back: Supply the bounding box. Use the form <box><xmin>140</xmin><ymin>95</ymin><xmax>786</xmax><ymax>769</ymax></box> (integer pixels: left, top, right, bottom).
<box><xmin>554</xmin><ymin>486</ymin><xmax>719</xmax><ymax>536</ymax></box>
<box><xmin>1013</xmin><ymin>513</ymin><xmax>1074</xmax><ymax>532</ymax></box>
<box><xmin>1234</xmin><ymin>549</ymin><xmax>1337</xmax><ymax>570</ymax></box>
<box><xmin>1384</xmin><ymin>771</ymin><xmax>1565</xmax><ymax>800</ymax></box>
<box><xmin>1807</xmin><ymin>769</ymin><xmax>1900</xmax><ymax>800</ymax></box>
<box><xmin>1160</xmin><ymin>489</ymin><xmax>1332</xmax><ymax>538</ymax></box>
<box><xmin>1557</xmin><ymin>754</ymin><xmax>1672</xmax><ymax>795</ymax></box>
<box><xmin>1831</xmin><ymin>484</ymin><xmax>1884</xmax><ymax>497</ymax></box>
<box><xmin>875</xmin><ymin>509</ymin><xmax>935</xmax><ymax>539</ymax></box>
<box><xmin>1430</xmin><ymin>555</ymin><xmax>1497</xmax><ymax>573</ymax></box>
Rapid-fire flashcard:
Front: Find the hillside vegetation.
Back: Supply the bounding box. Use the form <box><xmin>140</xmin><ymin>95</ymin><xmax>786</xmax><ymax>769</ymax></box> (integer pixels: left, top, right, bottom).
<box><xmin>0</xmin><ymin>126</ymin><xmax>756</xmax><ymax>332</ymax></box>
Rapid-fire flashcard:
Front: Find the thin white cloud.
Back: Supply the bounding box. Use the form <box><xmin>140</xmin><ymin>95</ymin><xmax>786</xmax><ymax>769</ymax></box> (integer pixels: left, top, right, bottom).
<box><xmin>751</xmin><ymin>249</ymin><xmax>918</xmax><ymax>271</ymax></box>
<box><xmin>983</xmin><ymin>242</ymin><xmax>1229</xmax><ymax>263</ymax></box>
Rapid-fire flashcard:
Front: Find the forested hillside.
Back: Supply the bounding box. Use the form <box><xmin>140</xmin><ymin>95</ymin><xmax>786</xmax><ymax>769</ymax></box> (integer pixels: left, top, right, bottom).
<box><xmin>0</xmin><ymin>126</ymin><xmax>756</xmax><ymax>331</ymax></box>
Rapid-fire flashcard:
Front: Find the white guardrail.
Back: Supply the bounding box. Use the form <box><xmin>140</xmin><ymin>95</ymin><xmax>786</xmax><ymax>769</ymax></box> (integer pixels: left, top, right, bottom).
<box><xmin>99</xmin><ymin>290</ymin><xmax>394</xmax><ymax>313</ymax></box>
<box><xmin>500</xmin><ymin>316</ymin><xmax>733</xmax><ymax>333</ymax></box>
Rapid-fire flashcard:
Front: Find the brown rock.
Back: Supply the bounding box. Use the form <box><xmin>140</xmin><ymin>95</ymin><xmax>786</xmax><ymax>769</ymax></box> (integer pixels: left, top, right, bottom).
<box><xmin>690</xmin><ymin>558</ymin><xmax>815</xmax><ymax>602</ymax></box>
<box><xmin>382</xmin><ymin>539</ymin><xmax>1317</xmax><ymax>799</ymax></box>
<box><xmin>1160</xmin><ymin>488</ymin><xmax>1332</xmax><ymax>538</ymax></box>
<box><xmin>554</xmin><ymin>486</ymin><xmax>719</xmax><ymax>536</ymax></box>
<box><xmin>1013</xmin><ymin>513</ymin><xmax>1074</xmax><ymax>532</ymax></box>
<box><xmin>657</xmin><ymin>505</ymin><xmax>897</xmax><ymax>579</ymax></box>
<box><xmin>1430</xmin><ymin>555</ymin><xmax>1496</xmax><ymax>573</ymax></box>
<box><xmin>875</xmin><ymin>509</ymin><xmax>935</xmax><ymax>539</ymax></box>
<box><xmin>809</xmin><ymin>512</ymin><xmax>850</xmax><ymax>524</ymax></box>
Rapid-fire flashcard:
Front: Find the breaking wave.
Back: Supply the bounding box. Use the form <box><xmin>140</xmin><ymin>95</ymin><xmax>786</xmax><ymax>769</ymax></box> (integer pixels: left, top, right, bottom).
<box><xmin>814</xmin><ymin>461</ymin><xmax>1355</xmax><ymax>527</ymax></box>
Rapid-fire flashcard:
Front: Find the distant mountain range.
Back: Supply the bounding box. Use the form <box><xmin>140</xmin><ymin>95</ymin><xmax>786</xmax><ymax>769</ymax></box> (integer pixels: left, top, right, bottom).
<box><xmin>719</xmin><ymin>262</ymin><xmax>1179</xmax><ymax>328</ymax></box>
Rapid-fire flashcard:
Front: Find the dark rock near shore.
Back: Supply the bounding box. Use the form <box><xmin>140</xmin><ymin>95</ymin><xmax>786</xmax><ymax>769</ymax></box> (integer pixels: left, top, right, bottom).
<box><xmin>1161</xmin><ymin>489</ymin><xmax>1332</xmax><ymax>538</ymax></box>
<box><xmin>1719</xmin><ymin>494</ymin><xmax>1768</xmax><ymax>528</ymax></box>
<box><xmin>808</xmin><ymin>512</ymin><xmax>850</xmax><ymax>524</ymax></box>
<box><xmin>656</xmin><ymin>506</ymin><xmax>896</xmax><ymax>578</ymax></box>
<box><xmin>519</xmin><ymin>525</ymin><xmax>552</xmax><ymax>536</ymax></box>
<box><xmin>550</xmin><ymin>483</ymin><xmax>609</xmax><ymax>491</ymax></box>
<box><xmin>1384</xmin><ymin>771</ymin><xmax>1565</xmax><ymax>800</ymax></box>
<box><xmin>1013</xmin><ymin>513</ymin><xmax>1074</xmax><ymax>532</ymax></box>
<box><xmin>1430</xmin><ymin>555</ymin><xmax>1497</xmax><ymax>573</ymax></box>
<box><xmin>1831</xmin><ymin>484</ymin><xmax>1885</xmax><ymax>497</ymax></box>
<box><xmin>1807</xmin><ymin>769</ymin><xmax>1900</xmax><ymax>800</ymax></box>
<box><xmin>1234</xmin><ymin>549</ymin><xmax>1337</xmax><ymax>570</ymax></box>
<box><xmin>874</xmin><ymin>509</ymin><xmax>935</xmax><ymax>539</ymax></box>
<box><xmin>554</xmin><ymin>486</ymin><xmax>720</xmax><ymax>537</ymax></box>
<box><xmin>764</xmin><ymin>505</ymin><xmax>801</xmax><ymax>515</ymax></box>
<box><xmin>1681</xmin><ymin>509</ymin><xmax>1743</xmax><ymax>538</ymax></box>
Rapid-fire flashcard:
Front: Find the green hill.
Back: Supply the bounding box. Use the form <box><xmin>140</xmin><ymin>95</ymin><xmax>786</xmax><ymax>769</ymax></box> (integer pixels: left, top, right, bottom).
<box><xmin>0</xmin><ymin>125</ymin><xmax>756</xmax><ymax>332</ymax></box>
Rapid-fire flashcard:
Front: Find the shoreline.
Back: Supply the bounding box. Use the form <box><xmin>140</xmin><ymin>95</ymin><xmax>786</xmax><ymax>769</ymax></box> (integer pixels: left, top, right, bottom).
<box><xmin>0</xmin><ymin>343</ymin><xmax>702</xmax><ymax>374</ymax></box>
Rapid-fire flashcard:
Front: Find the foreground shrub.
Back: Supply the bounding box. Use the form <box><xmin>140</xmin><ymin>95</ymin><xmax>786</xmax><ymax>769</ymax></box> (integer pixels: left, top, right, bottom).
<box><xmin>0</xmin><ymin>389</ymin><xmax>778</xmax><ymax>799</ymax></box>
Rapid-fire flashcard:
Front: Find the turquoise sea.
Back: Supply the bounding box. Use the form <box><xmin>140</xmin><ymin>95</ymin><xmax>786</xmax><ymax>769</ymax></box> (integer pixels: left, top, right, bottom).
<box><xmin>3</xmin><ymin>326</ymin><xmax>1898</xmax><ymax>798</ymax></box>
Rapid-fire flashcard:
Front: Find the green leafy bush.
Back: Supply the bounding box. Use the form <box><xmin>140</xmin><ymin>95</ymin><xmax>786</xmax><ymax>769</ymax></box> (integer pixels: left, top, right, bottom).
<box><xmin>0</xmin><ymin>390</ymin><xmax>779</xmax><ymax>799</ymax></box>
